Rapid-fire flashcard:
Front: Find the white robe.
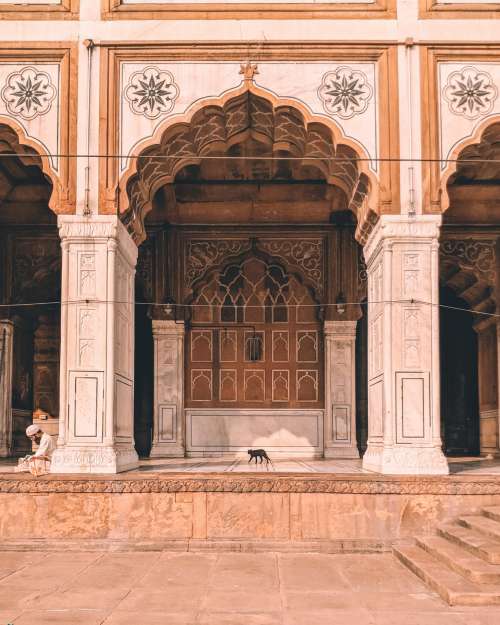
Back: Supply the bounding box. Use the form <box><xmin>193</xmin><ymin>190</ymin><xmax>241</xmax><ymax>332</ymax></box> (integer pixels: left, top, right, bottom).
<box><xmin>34</xmin><ymin>432</ymin><xmax>55</xmax><ymax>459</ymax></box>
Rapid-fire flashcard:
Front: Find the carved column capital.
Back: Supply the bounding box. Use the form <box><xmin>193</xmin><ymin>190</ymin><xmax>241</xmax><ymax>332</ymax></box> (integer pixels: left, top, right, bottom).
<box><xmin>363</xmin><ymin>215</ymin><xmax>442</xmax><ymax>267</ymax></box>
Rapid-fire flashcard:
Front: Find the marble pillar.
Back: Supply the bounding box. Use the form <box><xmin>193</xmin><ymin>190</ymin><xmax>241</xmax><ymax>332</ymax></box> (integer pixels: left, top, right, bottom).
<box><xmin>362</xmin><ymin>215</ymin><xmax>448</xmax><ymax>475</ymax></box>
<box><xmin>51</xmin><ymin>216</ymin><xmax>139</xmax><ymax>473</ymax></box>
<box><xmin>151</xmin><ymin>319</ymin><xmax>185</xmax><ymax>457</ymax></box>
<box><xmin>324</xmin><ymin>320</ymin><xmax>359</xmax><ymax>458</ymax></box>
<box><xmin>0</xmin><ymin>320</ymin><xmax>13</xmax><ymax>457</ymax></box>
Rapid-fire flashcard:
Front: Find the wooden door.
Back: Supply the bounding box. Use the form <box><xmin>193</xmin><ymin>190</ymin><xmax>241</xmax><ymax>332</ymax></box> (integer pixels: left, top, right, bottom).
<box><xmin>186</xmin><ymin>254</ymin><xmax>323</xmax><ymax>409</ymax></box>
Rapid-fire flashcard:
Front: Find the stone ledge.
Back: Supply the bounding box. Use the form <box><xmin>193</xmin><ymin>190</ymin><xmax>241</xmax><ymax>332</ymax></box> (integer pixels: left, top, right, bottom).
<box><xmin>0</xmin><ymin>538</ymin><xmax>391</xmax><ymax>553</ymax></box>
<box><xmin>1</xmin><ymin>472</ymin><xmax>500</xmax><ymax>495</ymax></box>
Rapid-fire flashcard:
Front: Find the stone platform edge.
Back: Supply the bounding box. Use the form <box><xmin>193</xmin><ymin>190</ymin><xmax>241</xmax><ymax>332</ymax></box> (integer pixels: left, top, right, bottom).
<box><xmin>1</xmin><ymin>472</ymin><xmax>500</xmax><ymax>495</ymax></box>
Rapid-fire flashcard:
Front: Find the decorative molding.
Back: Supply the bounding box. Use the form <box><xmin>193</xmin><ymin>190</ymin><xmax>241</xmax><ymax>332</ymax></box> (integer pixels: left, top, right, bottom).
<box><xmin>0</xmin><ymin>0</ymin><xmax>78</xmax><ymax>19</ymax></box>
<box><xmin>419</xmin><ymin>0</ymin><xmax>500</xmax><ymax>19</ymax></box>
<box><xmin>101</xmin><ymin>0</ymin><xmax>396</xmax><ymax>20</ymax></box>
<box><xmin>4</xmin><ymin>473</ymin><xmax>500</xmax><ymax>495</ymax></box>
<box><xmin>318</xmin><ymin>67</ymin><xmax>373</xmax><ymax>120</ymax></box>
<box><xmin>443</xmin><ymin>66</ymin><xmax>498</xmax><ymax>121</ymax></box>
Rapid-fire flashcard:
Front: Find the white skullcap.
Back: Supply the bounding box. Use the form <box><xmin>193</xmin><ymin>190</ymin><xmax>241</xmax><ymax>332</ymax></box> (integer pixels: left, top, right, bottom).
<box><xmin>26</xmin><ymin>424</ymin><xmax>41</xmax><ymax>437</ymax></box>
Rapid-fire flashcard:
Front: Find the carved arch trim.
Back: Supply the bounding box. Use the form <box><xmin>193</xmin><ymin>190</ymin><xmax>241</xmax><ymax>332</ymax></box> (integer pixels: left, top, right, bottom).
<box><xmin>117</xmin><ymin>83</ymin><xmax>379</xmax><ymax>245</ymax></box>
<box><xmin>186</xmin><ymin>242</ymin><xmax>324</xmax><ymax>311</ymax></box>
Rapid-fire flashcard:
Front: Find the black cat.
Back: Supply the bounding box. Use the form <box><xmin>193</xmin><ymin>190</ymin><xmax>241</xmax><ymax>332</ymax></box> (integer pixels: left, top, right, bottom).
<box><xmin>247</xmin><ymin>448</ymin><xmax>273</xmax><ymax>467</ymax></box>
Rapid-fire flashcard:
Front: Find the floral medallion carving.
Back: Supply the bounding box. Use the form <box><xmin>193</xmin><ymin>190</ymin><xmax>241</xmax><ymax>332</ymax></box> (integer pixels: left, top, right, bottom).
<box><xmin>318</xmin><ymin>67</ymin><xmax>373</xmax><ymax>120</ymax></box>
<box><xmin>443</xmin><ymin>66</ymin><xmax>498</xmax><ymax>121</ymax></box>
<box><xmin>124</xmin><ymin>66</ymin><xmax>180</xmax><ymax>120</ymax></box>
<box><xmin>1</xmin><ymin>66</ymin><xmax>57</xmax><ymax>121</ymax></box>
<box><xmin>440</xmin><ymin>239</ymin><xmax>496</xmax><ymax>285</ymax></box>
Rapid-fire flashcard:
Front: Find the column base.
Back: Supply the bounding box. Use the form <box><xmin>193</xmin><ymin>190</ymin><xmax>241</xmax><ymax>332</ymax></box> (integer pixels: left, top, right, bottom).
<box><xmin>0</xmin><ymin>444</ymin><xmax>11</xmax><ymax>458</ymax></box>
<box><xmin>362</xmin><ymin>444</ymin><xmax>449</xmax><ymax>475</ymax></box>
<box><xmin>50</xmin><ymin>445</ymin><xmax>139</xmax><ymax>474</ymax></box>
<box><xmin>149</xmin><ymin>443</ymin><xmax>185</xmax><ymax>458</ymax></box>
<box><xmin>324</xmin><ymin>446</ymin><xmax>360</xmax><ymax>459</ymax></box>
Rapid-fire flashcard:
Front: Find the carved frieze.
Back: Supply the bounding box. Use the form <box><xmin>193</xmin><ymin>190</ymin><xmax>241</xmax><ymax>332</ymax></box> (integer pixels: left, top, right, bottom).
<box><xmin>3</xmin><ymin>474</ymin><xmax>500</xmax><ymax>496</ymax></box>
<box><xmin>185</xmin><ymin>237</ymin><xmax>324</xmax><ymax>296</ymax></box>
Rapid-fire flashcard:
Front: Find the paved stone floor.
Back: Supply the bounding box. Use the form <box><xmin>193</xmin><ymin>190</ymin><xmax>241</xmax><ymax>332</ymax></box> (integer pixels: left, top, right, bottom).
<box><xmin>1</xmin><ymin>551</ymin><xmax>500</xmax><ymax>624</ymax></box>
<box><xmin>3</xmin><ymin>456</ymin><xmax>500</xmax><ymax>475</ymax></box>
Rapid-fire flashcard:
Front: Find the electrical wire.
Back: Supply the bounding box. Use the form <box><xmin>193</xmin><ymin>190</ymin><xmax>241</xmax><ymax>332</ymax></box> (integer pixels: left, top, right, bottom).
<box><xmin>0</xmin><ymin>152</ymin><xmax>500</xmax><ymax>164</ymax></box>
<box><xmin>0</xmin><ymin>299</ymin><xmax>498</xmax><ymax>318</ymax></box>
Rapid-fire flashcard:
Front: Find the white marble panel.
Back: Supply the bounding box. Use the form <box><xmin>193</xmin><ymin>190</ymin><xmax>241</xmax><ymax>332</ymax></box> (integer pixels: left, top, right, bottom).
<box><xmin>186</xmin><ymin>409</ymin><xmax>323</xmax><ymax>456</ymax></box>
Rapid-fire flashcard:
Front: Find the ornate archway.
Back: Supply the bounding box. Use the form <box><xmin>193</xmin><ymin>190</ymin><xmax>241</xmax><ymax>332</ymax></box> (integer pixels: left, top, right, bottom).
<box><xmin>118</xmin><ymin>86</ymin><xmax>379</xmax><ymax>244</ymax></box>
<box><xmin>439</xmin><ymin>119</ymin><xmax>500</xmax><ymax>457</ymax></box>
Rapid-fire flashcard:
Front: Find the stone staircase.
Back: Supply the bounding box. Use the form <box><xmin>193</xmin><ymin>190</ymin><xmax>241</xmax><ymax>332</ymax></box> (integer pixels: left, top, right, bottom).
<box><xmin>394</xmin><ymin>506</ymin><xmax>500</xmax><ymax>606</ymax></box>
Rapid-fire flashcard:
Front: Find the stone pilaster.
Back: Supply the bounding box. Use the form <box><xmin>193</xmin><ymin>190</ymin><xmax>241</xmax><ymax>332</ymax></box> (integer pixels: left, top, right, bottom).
<box><xmin>51</xmin><ymin>216</ymin><xmax>139</xmax><ymax>474</ymax></box>
<box><xmin>151</xmin><ymin>319</ymin><xmax>185</xmax><ymax>457</ymax></box>
<box><xmin>362</xmin><ymin>215</ymin><xmax>448</xmax><ymax>475</ymax></box>
<box><xmin>324</xmin><ymin>320</ymin><xmax>359</xmax><ymax>458</ymax></box>
<box><xmin>0</xmin><ymin>320</ymin><xmax>13</xmax><ymax>457</ymax></box>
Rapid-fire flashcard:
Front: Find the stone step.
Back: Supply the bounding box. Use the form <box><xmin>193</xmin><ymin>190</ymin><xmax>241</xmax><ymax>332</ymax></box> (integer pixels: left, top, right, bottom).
<box><xmin>394</xmin><ymin>544</ymin><xmax>500</xmax><ymax>606</ymax></box>
<box><xmin>483</xmin><ymin>507</ymin><xmax>500</xmax><ymax>523</ymax></box>
<box><xmin>439</xmin><ymin>523</ymin><xmax>500</xmax><ymax>564</ymax></box>
<box><xmin>459</xmin><ymin>515</ymin><xmax>500</xmax><ymax>542</ymax></box>
<box><xmin>416</xmin><ymin>535</ymin><xmax>500</xmax><ymax>584</ymax></box>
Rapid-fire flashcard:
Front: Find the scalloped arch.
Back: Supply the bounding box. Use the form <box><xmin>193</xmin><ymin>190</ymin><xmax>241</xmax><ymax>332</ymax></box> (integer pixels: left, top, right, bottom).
<box><xmin>118</xmin><ymin>83</ymin><xmax>379</xmax><ymax>244</ymax></box>
<box><xmin>440</xmin><ymin>115</ymin><xmax>500</xmax><ymax>214</ymax></box>
<box><xmin>0</xmin><ymin>115</ymin><xmax>62</xmax><ymax>214</ymax></box>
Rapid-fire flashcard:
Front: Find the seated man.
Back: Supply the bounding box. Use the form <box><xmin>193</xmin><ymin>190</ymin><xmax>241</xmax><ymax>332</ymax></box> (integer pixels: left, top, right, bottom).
<box><xmin>15</xmin><ymin>424</ymin><xmax>56</xmax><ymax>475</ymax></box>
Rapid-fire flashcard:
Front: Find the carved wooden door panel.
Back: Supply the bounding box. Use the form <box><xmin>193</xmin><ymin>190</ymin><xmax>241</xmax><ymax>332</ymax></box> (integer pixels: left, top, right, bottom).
<box><xmin>186</xmin><ymin>254</ymin><xmax>323</xmax><ymax>409</ymax></box>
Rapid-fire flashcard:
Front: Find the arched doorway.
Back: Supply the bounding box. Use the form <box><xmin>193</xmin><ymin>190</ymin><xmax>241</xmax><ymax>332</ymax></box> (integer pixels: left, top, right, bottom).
<box><xmin>0</xmin><ymin>123</ymin><xmax>60</xmax><ymax>457</ymax></box>
<box><xmin>127</xmin><ymin>90</ymin><xmax>376</xmax><ymax>458</ymax></box>
<box><xmin>440</xmin><ymin>119</ymin><xmax>500</xmax><ymax>458</ymax></box>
